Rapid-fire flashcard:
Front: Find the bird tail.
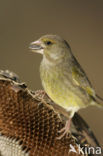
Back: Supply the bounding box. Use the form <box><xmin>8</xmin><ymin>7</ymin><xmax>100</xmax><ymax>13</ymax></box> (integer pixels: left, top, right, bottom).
<box><xmin>92</xmin><ymin>94</ymin><xmax>103</xmax><ymax>108</ymax></box>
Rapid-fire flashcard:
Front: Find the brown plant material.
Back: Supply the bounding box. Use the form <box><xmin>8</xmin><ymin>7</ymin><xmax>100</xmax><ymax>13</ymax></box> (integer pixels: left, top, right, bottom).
<box><xmin>0</xmin><ymin>70</ymin><xmax>102</xmax><ymax>156</ymax></box>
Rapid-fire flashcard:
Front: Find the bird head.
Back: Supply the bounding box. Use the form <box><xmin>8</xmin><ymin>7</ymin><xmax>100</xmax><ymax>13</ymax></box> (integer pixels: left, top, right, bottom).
<box><xmin>29</xmin><ymin>34</ymin><xmax>71</xmax><ymax>62</ymax></box>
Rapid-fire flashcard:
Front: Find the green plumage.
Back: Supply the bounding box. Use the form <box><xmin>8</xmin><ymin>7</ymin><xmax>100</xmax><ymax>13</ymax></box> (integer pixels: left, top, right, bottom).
<box><xmin>30</xmin><ymin>34</ymin><xmax>103</xmax><ymax>117</ymax></box>
<box><xmin>40</xmin><ymin>54</ymin><xmax>93</xmax><ymax>112</ymax></box>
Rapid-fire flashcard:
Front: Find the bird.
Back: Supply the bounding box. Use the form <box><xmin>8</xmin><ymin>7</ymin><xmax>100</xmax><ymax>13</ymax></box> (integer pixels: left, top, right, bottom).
<box><xmin>29</xmin><ymin>34</ymin><xmax>103</xmax><ymax>139</ymax></box>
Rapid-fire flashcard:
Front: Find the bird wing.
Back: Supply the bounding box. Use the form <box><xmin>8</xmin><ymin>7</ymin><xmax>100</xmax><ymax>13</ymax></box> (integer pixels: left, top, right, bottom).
<box><xmin>71</xmin><ymin>58</ymin><xmax>95</xmax><ymax>97</ymax></box>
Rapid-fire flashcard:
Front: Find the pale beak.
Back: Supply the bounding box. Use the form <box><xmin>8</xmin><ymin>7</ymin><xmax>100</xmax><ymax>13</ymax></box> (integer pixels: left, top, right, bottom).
<box><xmin>29</xmin><ymin>40</ymin><xmax>44</xmax><ymax>54</ymax></box>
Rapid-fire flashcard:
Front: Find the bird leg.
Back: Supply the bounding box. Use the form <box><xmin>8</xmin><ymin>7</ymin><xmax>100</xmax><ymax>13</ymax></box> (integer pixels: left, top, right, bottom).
<box><xmin>57</xmin><ymin>118</ymin><xmax>72</xmax><ymax>139</ymax></box>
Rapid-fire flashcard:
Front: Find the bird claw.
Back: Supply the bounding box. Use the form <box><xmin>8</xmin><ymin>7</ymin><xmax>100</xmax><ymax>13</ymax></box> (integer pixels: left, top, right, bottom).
<box><xmin>56</xmin><ymin>119</ymin><xmax>71</xmax><ymax>140</ymax></box>
<box><xmin>57</xmin><ymin>130</ymin><xmax>69</xmax><ymax>140</ymax></box>
<box><xmin>58</xmin><ymin>127</ymin><xmax>66</xmax><ymax>133</ymax></box>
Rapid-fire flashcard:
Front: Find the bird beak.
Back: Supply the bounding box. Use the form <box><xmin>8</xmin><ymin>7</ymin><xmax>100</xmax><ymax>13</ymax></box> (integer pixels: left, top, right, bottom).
<box><xmin>29</xmin><ymin>40</ymin><xmax>44</xmax><ymax>54</ymax></box>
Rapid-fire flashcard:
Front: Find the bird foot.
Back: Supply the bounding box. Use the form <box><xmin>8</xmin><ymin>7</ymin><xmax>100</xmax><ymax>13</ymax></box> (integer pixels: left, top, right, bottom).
<box><xmin>34</xmin><ymin>90</ymin><xmax>46</xmax><ymax>100</ymax></box>
<box><xmin>57</xmin><ymin>118</ymin><xmax>71</xmax><ymax>140</ymax></box>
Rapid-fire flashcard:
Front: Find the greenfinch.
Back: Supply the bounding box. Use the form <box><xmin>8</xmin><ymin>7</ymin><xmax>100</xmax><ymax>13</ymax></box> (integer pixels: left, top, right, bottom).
<box><xmin>29</xmin><ymin>34</ymin><xmax>103</xmax><ymax>139</ymax></box>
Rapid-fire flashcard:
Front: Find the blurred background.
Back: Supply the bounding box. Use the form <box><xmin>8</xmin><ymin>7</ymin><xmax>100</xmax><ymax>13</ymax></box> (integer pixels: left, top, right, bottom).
<box><xmin>0</xmin><ymin>0</ymin><xmax>103</xmax><ymax>145</ymax></box>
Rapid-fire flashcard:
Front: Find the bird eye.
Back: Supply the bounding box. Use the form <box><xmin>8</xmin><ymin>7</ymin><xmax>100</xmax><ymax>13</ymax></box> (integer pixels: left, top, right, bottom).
<box><xmin>45</xmin><ymin>41</ymin><xmax>52</xmax><ymax>45</ymax></box>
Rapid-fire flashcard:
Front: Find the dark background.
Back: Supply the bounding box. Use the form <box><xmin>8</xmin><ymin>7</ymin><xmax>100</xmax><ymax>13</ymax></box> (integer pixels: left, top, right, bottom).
<box><xmin>0</xmin><ymin>0</ymin><xmax>103</xmax><ymax>144</ymax></box>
